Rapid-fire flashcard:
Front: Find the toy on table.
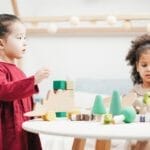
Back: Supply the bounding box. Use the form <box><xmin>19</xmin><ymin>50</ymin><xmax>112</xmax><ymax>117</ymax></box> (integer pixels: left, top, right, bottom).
<box><xmin>102</xmin><ymin>107</ymin><xmax>136</xmax><ymax>124</ymax></box>
<box><xmin>101</xmin><ymin>90</ymin><xmax>137</xmax><ymax>124</ymax></box>
<box><xmin>143</xmin><ymin>92</ymin><xmax>150</xmax><ymax>105</ymax></box>
<box><xmin>109</xmin><ymin>90</ymin><xmax>122</xmax><ymax>116</ymax></box>
<box><xmin>42</xmin><ymin>111</ymin><xmax>56</xmax><ymax>121</ymax></box>
<box><xmin>70</xmin><ymin>113</ymin><xmax>93</xmax><ymax>121</ymax></box>
<box><xmin>113</xmin><ymin>106</ymin><xmax>136</xmax><ymax>123</ymax></box>
<box><xmin>24</xmin><ymin>80</ymin><xmax>77</xmax><ymax>121</ymax></box>
<box><xmin>103</xmin><ymin>114</ymin><xmax>114</xmax><ymax>124</ymax></box>
<box><xmin>91</xmin><ymin>95</ymin><xmax>106</xmax><ymax>121</ymax></box>
<box><xmin>56</xmin><ymin>112</ymin><xmax>67</xmax><ymax>117</ymax></box>
<box><xmin>135</xmin><ymin>113</ymin><xmax>150</xmax><ymax>122</ymax></box>
<box><xmin>69</xmin><ymin>107</ymin><xmax>93</xmax><ymax>121</ymax></box>
<box><xmin>109</xmin><ymin>91</ymin><xmax>136</xmax><ymax>124</ymax></box>
<box><xmin>133</xmin><ymin>92</ymin><xmax>150</xmax><ymax>114</ymax></box>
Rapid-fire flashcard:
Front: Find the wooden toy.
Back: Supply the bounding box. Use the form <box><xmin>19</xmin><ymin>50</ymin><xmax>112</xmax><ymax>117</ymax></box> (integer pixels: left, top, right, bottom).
<box><xmin>140</xmin><ymin>116</ymin><xmax>145</xmax><ymax>122</ymax></box>
<box><xmin>53</xmin><ymin>80</ymin><xmax>66</xmax><ymax>90</ymax></box>
<box><xmin>132</xmin><ymin>92</ymin><xmax>150</xmax><ymax>114</ymax></box>
<box><xmin>67</xmin><ymin>109</ymin><xmax>81</xmax><ymax>119</ymax></box>
<box><xmin>42</xmin><ymin>111</ymin><xmax>56</xmax><ymax>121</ymax></box>
<box><xmin>113</xmin><ymin>106</ymin><xmax>136</xmax><ymax>123</ymax></box>
<box><xmin>103</xmin><ymin>114</ymin><xmax>114</xmax><ymax>124</ymax></box>
<box><xmin>135</xmin><ymin>114</ymin><xmax>150</xmax><ymax>122</ymax></box>
<box><xmin>92</xmin><ymin>95</ymin><xmax>106</xmax><ymax>121</ymax></box>
<box><xmin>56</xmin><ymin>112</ymin><xmax>67</xmax><ymax>117</ymax></box>
<box><xmin>24</xmin><ymin>80</ymin><xmax>75</xmax><ymax>117</ymax></box>
<box><xmin>70</xmin><ymin>114</ymin><xmax>93</xmax><ymax>121</ymax></box>
<box><xmin>66</xmin><ymin>80</ymin><xmax>74</xmax><ymax>90</ymax></box>
<box><xmin>109</xmin><ymin>90</ymin><xmax>122</xmax><ymax>116</ymax></box>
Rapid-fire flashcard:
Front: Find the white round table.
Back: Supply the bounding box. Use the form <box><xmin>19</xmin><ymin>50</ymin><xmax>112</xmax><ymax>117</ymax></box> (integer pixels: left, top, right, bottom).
<box><xmin>22</xmin><ymin>119</ymin><xmax>150</xmax><ymax>150</ymax></box>
<box><xmin>23</xmin><ymin>119</ymin><xmax>150</xmax><ymax>140</ymax></box>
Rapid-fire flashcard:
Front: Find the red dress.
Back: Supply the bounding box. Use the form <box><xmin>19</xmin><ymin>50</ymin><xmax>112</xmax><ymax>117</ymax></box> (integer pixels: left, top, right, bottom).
<box><xmin>0</xmin><ymin>62</ymin><xmax>42</xmax><ymax>150</ymax></box>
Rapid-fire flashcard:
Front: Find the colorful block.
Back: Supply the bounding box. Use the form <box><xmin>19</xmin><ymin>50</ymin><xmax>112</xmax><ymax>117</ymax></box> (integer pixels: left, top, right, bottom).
<box><xmin>56</xmin><ymin>112</ymin><xmax>67</xmax><ymax>117</ymax></box>
<box><xmin>53</xmin><ymin>80</ymin><xmax>66</xmax><ymax>90</ymax></box>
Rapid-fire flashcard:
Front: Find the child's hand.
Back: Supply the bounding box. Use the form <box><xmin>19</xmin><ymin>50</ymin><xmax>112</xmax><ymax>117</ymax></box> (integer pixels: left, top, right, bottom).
<box><xmin>34</xmin><ymin>68</ymin><xmax>50</xmax><ymax>84</ymax></box>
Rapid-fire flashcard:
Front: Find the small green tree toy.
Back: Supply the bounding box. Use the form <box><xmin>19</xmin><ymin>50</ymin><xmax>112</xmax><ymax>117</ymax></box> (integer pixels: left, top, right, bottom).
<box><xmin>109</xmin><ymin>90</ymin><xmax>122</xmax><ymax>116</ymax></box>
<box><xmin>92</xmin><ymin>95</ymin><xmax>106</xmax><ymax>116</ymax></box>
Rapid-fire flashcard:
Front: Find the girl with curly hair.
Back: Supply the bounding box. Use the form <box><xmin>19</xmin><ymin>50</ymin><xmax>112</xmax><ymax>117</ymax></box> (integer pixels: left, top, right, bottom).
<box><xmin>126</xmin><ymin>34</ymin><xmax>150</xmax><ymax>112</ymax></box>
<box><xmin>126</xmin><ymin>34</ymin><xmax>150</xmax><ymax>150</ymax></box>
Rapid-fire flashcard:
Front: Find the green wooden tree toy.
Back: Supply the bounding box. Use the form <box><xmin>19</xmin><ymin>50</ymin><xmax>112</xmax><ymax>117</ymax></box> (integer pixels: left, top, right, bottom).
<box><xmin>109</xmin><ymin>90</ymin><xmax>122</xmax><ymax>116</ymax></box>
<box><xmin>92</xmin><ymin>95</ymin><xmax>106</xmax><ymax>115</ymax></box>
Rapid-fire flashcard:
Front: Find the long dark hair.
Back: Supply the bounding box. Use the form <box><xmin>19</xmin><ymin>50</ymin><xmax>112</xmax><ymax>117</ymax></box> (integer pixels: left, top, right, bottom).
<box><xmin>126</xmin><ymin>34</ymin><xmax>150</xmax><ymax>84</ymax></box>
<box><xmin>0</xmin><ymin>14</ymin><xmax>21</xmax><ymax>38</ymax></box>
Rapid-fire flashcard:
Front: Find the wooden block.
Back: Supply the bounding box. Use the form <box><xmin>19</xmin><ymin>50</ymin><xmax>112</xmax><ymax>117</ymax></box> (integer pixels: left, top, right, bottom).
<box><xmin>24</xmin><ymin>89</ymin><xmax>75</xmax><ymax>117</ymax></box>
<box><xmin>24</xmin><ymin>102</ymin><xmax>47</xmax><ymax>117</ymax></box>
<box><xmin>53</xmin><ymin>80</ymin><xmax>66</xmax><ymax>90</ymax></box>
<box><xmin>45</xmin><ymin>90</ymin><xmax>75</xmax><ymax>111</ymax></box>
<box><xmin>66</xmin><ymin>80</ymin><xmax>74</xmax><ymax>90</ymax></box>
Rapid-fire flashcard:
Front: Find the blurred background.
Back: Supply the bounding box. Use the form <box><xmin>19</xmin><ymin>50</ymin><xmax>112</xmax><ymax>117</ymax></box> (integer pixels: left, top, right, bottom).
<box><xmin>1</xmin><ymin>0</ymin><xmax>150</xmax><ymax>97</ymax></box>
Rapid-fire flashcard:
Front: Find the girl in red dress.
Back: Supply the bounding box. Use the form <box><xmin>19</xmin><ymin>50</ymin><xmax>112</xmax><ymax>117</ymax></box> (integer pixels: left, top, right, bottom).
<box><xmin>0</xmin><ymin>14</ymin><xmax>50</xmax><ymax>150</ymax></box>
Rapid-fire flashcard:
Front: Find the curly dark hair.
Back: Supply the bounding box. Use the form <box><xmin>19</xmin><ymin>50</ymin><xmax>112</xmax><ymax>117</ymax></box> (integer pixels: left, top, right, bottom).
<box><xmin>0</xmin><ymin>14</ymin><xmax>21</xmax><ymax>38</ymax></box>
<box><xmin>126</xmin><ymin>34</ymin><xmax>150</xmax><ymax>85</ymax></box>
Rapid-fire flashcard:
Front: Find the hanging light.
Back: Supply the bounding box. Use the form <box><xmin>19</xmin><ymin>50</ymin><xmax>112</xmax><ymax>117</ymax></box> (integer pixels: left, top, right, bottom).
<box><xmin>106</xmin><ymin>15</ymin><xmax>117</xmax><ymax>25</ymax></box>
<box><xmin>47</xmin><ymin>23</ymin><xmax>58</xmax><ymax>34</ymax></box>
<box><xmin>69</xmin><ymin>16</ymin><xmax>80</xmax><ymax>26</ymax></box>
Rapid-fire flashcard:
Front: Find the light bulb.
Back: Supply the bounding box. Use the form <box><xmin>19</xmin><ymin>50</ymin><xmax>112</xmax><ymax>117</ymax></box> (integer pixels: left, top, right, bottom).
<box><xmin>106</xmin><ymin>15</ymin><xmax>117</xmax><ymax>25</ymax></box>
<box><xmin>69</xmin><ymin>16</ymin><xmax>80</xmax><ymax>26</ymax></box>
<box><xmin>47</xmin><ymin>23</ymin><xmax>58</xmax><ymax>33</ymax></box>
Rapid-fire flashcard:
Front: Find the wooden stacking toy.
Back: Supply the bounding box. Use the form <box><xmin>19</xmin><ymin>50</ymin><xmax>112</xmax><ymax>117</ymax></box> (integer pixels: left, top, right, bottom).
<box><xmin>24</xmin><ymin>80</ymin><xmax>75</xmax><ymax>118</ymax></box>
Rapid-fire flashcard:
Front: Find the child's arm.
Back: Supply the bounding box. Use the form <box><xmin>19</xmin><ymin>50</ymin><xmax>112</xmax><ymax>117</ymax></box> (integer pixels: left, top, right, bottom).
<box><xmin>0</xmin><ymin>75</ymin><xmax>38</xmax><ymax>101</ymax></box>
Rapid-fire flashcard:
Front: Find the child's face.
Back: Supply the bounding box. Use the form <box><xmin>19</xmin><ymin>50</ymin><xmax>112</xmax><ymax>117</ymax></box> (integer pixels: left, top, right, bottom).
<box><xmin>136</xmin><ymin>50</ymin><xmax>150</xmax><ymax>88</ymax></box>
<box><xmin>2</xmin><ymin>21</ymin><xmax>26</xmax><ymax>62</ymax></box>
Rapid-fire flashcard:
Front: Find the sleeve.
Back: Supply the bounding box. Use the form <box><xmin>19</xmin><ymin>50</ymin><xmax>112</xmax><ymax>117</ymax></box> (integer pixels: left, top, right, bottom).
<box><xmin>0</xmin><ymin>69</ymin><xmax>39</xmax><ymax>101</ymax></box>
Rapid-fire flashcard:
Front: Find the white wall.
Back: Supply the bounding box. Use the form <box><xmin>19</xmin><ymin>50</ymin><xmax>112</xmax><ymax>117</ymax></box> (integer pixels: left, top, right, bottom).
<box><xmin>15</xmin><ymin>0</ymin><xmax>150</xmax><ymax>16</ymax></box>
<box><xmin>23</xmin><ymin>35</ymin><xmax>133</xmax><ymax>97</ymax></box>
<box><xmin>24</xmin><ymin>36</ymin><xmax>132</xmax><ymax>79</ymax></box>
<box><xmin>1</xmin><ymin>0</ymin><xmax>150</xmax><ymax>16</ymax></box>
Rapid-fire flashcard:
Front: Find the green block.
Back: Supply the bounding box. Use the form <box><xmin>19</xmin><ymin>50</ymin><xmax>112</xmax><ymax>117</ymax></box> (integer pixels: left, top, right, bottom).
<box><xmin>53</xmin><ymin>80</ymin><xmax>66</xmax><ymax>90</ymax></box>
<box><xmin>56</xmin><ymin>112</ymin><xmax>67</xmax><ymax>117</ymax></box>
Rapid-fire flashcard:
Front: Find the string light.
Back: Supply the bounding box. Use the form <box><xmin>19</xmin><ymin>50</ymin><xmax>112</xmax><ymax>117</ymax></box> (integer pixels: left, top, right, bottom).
<box><xmin>69</xmin><ymin>16</ymin><xmax>80</xmax><ymax>26</ymax></box>
<box><xmin>106</xmin><ymin>15</ymin><xmax>117</xmax><ymax>25</ymax></box>
<box><xmin>22</xmin><ymin>14</ymin><xmax>150</xmax><ymax>34</ymax></box>
<box><xmin>47</xmin><ymin>23</ymin><xmax>58</xmax><ymax>33</ymax></box>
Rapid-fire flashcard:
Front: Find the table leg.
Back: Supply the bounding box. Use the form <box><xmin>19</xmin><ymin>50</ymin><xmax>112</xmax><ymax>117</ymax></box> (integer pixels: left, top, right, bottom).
<box><xmin>72</xmin><ymin>138</ymin><xmax>86</xmax><ymax>150</ymax></box>
<box><xmin>95</xmin><ymin>139</ymin><xmax>111</xmax><ymax>150</ymax></box>
<box><xmin>131</xmin><ymin>141</ymin><xmax>149</xmax><ymax>150</ymax></box>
